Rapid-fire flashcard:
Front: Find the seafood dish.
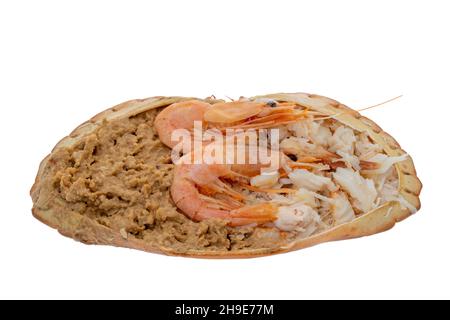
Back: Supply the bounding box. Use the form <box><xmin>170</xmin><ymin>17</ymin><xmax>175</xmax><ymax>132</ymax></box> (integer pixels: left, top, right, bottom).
<box><xmin>31</xmin><ymin>93</ymin><xmax>422</xmax><ymax>258</ymax></box>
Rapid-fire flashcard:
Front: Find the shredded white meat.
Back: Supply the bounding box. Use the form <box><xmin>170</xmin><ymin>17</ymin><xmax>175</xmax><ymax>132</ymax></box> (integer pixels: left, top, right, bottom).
<box><xmin>288</xmin><ymin>120</ymin><xmax>332</xmax><ymax>146</ymax></box>
<box><xmin>333</xmin><ymin>167</ymin><xmax>377</xmax><ymax>212</ymax></box>
<box><xmin>328</xmin><ymin>126</ymin><xmax>356</xmax><ymax>154</ymax></box>
<box><xmin>236</xmin><ymin>120</ymin><xmax>414</xmax><ymax>234</ymax></box>
<box><xmin>289</xmin><ymin>169</ymin><xmax>338</xmax><ymax>192</ymax></box>
<box><xmin>379</xmin><ymin>181</ymin><xmax>418</xmax><ymax>214</ymax></box>
<box><xmin>275</xmin><ymin>203</ymin><xmax>322</xmax><ymax>235</ymax></box>
<box><xmin>362</xmin><ymin>153</ymin><xmax>409</xmax><ymax>175</ymax></box>
<box><xmin>379</xmin><ymin>176</ymin><xmax>398</xmax><ymax>201</ymax></box>
<box><xmin>280</xmin><ymin>136</ymin><xmax>331</xmax><ymax>160</ymax></box>
<box><xmin>331</xmin><ymin>192</ymin><xmax>356</xmax><ymax>224</ymax></box>
<box><xmin>250</xmin><ymin>171</ymin><xmax>280</xmax><ymax>188</ymax></box>
<box><xmin>335</xmin><ymin>150</ymin><xmax>360</xmax><ymax>170</ymax></box>
<box><xmin>355</xmin><ymin>132</ymin><xmax>383</xmax><ymax>158</ymax></box>
<box><xmin>269</xmin><ymin>188</ymin><xmax>319</xmax><ymax>208</ymax></box>
<box><xmin>294</xmin><ymin>188</ymin><xmax>319</xmax><ymax>208</ymax></box>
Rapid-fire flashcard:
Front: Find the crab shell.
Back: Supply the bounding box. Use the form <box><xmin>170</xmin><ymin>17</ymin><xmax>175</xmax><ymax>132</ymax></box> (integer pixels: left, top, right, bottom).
<box><xmin>30</xmin><ymin>93</ymin><xmax>422</xmax><ymax>258</ymax></box>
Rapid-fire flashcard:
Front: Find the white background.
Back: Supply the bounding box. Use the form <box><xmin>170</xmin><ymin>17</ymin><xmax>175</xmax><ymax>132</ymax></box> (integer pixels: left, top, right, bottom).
<box><xmin>0</xmin><ymin>0</ymin><xmax>449</xmax><ymax>299</ymax></box>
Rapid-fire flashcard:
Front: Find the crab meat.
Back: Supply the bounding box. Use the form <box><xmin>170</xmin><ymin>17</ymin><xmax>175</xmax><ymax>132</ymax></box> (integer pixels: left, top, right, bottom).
<box><xmin>333</xmin><ymin>167</ymin><xmax>377</xmax><ymax>213</ymax></box>
<box><xmin>328</xmin><ymin>126</ymin><xmax>356</xmax><ymax>154</ymax></box>
<box><xmin>288</xmin><ymin>119</ymin><xmax>332</xmax><ymax>146</ymax></box>
<box><xmin>289</xmin><ymin>169</ymin><xmax>338</xmax><ymax>192</ymax></box>
<box><xmin>294</xmin><ymin>188</ymin><xmax>319</xmax><ymax>208</ymax></box>
<box><xmin>335</xmin><ymin>150</ymin><xmax>360</xmax><ymax>170</ymax></box>
<box><xmin>250</xmin><ymin>171</ymin><xmax>280</xmax><ymax>188</ymax></box>
<box><xmin>280</xmin><ymin>136</ymin><xmax>335</xmax><ymax>160</ymax></box>
<box><xmin>275</xmin><ymin>203</ymin><xmax>321</xmax><ymax>235</ymax></box>
<box><xmin>362</xmin><ymin>153</ymin><xmax>409</xmax><ymax>175</ymax></box>
<box><xmin>355</xmin><ymin>132</ymin><xmax>383</xmax><ymax>158</ymax></box>
<box><xmin>331</xmin><ymin>192</ymin><xmax>356</xmax><ymax>224</ymax></box>
<box><xmin>379</xmin><ymin>178</ymin><xmax>398</xmax><ymax>202</ymax></box>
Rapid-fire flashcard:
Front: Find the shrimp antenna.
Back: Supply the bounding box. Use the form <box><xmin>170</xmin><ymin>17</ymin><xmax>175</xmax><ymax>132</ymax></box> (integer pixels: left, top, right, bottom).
<box><xmin>357</xmin><ymin>95</ymin><xmax>403</xmax><ymax>112</ymax></box>
<box><xmin>313</xmin><ymin>94</ymin><xmax>403</xmax><ymax>120</ymax></box>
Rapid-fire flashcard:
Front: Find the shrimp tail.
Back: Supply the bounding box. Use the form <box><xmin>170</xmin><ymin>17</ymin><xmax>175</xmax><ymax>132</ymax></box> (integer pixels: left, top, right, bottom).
<box><xmin>230</xmin><ymin>203</ymin><xmax>278</xmax><ymax>224</ymax></box>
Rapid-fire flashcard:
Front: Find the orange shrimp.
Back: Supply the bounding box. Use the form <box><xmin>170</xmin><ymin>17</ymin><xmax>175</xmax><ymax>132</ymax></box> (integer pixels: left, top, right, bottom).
<box><xmin>154</xmin><ymin>100</ymin><xmax>211</xmax><ymax>148</ymax></box>
<box><xmin>170</xmin><ymin>148</ymin><xmax>291</xmax><ymax>226</ymax></box>
<box><xmin>155</xmin><ymin>99</ymin><xmax>308</xmax><ymax>149</ymax></box>
<box><xmin>171</xmin><ymin>163</ymin><xmax>279</xmax><ymax>226</ymax></box>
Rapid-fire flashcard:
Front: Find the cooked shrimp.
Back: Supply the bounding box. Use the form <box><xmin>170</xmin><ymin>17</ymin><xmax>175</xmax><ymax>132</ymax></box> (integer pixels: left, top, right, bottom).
<box><xmin>155</xmin><ymin>99</ymin><xmax>381</xmax><ymax>173</ymax></box>
<box><xmin>171</xmin><ymin>148</ymin><xmax>291</xmax><ymax>226</ymax></box>
<box><xmin>155</xmin><ymin>99</ymin><xmax>310</xmax><ymax>149</ymax></box>
<box><xmin>280</xmin><ymin>136</ymin><xmax>338</xmax><ymax>164</ymax></box>
<box><xmin>204</xmin><ymin>100</ymin><xmax>308</xmax><ymax>130</ymax></box>
<box><xmin>171</xmin><ymin>163</ymin><xmax>279</xmax><ymax>226</ymax></box>
<box><xmin>154</xmin><ymin>100</ymin><xmax>211</xmax><ymax>148</ymax></box>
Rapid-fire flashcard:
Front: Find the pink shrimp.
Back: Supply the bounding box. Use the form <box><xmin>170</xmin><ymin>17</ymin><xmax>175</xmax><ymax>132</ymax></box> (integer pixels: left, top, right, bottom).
<box><xmin>171</xmin><ymin>163</ymin><xmax>278</xmax><ymax>226</ymax></box>
<box><xmin>154</xmin><ymin>100</ymin><xmax>211</xmax><ymax>149</ymax></box>
<box><xmin>155</xmin><ymin>99</ymin><xmax>308</xmax><ymax>149</ymax></box>
<box><xmin>171</xmin><ymin>148</ymin><xmax>291</xmax><ymax>226</ymax></box>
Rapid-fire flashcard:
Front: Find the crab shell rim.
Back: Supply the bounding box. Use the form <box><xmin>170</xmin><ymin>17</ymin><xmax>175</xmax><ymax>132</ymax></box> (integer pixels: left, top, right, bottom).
<box><xmin>30</xmin><ymin>93</ymin><xmax>422</xmax><ymax>259</ymax></box>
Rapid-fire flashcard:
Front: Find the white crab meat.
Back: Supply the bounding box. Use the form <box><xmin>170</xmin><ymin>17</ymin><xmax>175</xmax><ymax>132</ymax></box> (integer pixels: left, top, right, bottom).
<box><xmin>269</xmin><ymin>188</ymin><xmax>318</xmax><ymax>208</ymax></box>
<box><xmin>269</xmin><ymin>193</ymin><xmax>295</xmax><ymax>205</ymax></box>
<box><xmin>293</xmin><ymin>188</ymin><xmax>319</xmax><ymax>208</ymax></box>
<box><xmin>288</xmin><ymin>119</ymin><xmax>332</xmax><ymax>146</ymax></box>
<box><xmin>331</xmin><ymin>192</ymin><xmax>355</xmax><ymax>224</ymax></box>
<box><xmin>250</xmin><ymin>171</ymin><xmax>280</xmax><ymax>188</ymax></box>
<box><xmin>244</xmin><ymin>108</ymin><xmax>409</xmax><ymax>231</ymax></box>
<box><xmin>275</xmin><ymin>203</ymin><xmax>321</xmax><ymax>235</ymax></box>
<box><xmin>280</xmin><ymin>136</ymin><xmax>331</xmax><ymax>159</ymax></box>
<box><xmin>315</xmin><ymin>125</ymin><xmax>333</xmax><ymax>146</ymax></box>
<box><xmin>288</xmin><ymin>120</ymin><xmax>312</xmax><ymax>140</ymax></box>
<box><xmin>379</xmin><ymin>179</ymin><xmax>398</xmax><ymax>201</ymax></box>
<box><xmin>289</xmin><ymin>169</ymin><xmax>338</xmax><ymax>192</ymax></box>
<box><xmin>332</xmin><ymin>167</ymin><xmax>377</xmax><ymax>213</ymax></box>
<box><xmin>362</xmin><ymin>153</ymin><xmax>409</xmax><ymax>175</ymax></box>
<box><xmin>355</xmin><ymin>132</ymin><xmax>383</xmax><ymax>158</ymax></box>
<box><xmin>279</xmin><ymin>136</ymin><xmax>304</xmax><ymax>154</ymax></box>
<box><xmin>328</xmin><ymin>126</ymin><xmax>356</xmax><ymax>154</ymax></box>
<box><xmin>335</xmin><ymin>150</ymin><xmax>360</xmax><ymax>170</ymax></box>
<box><xmin>377</xmin><ymin>178</ymin><xmax>417</xmax><ymax>213</ymax></box>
